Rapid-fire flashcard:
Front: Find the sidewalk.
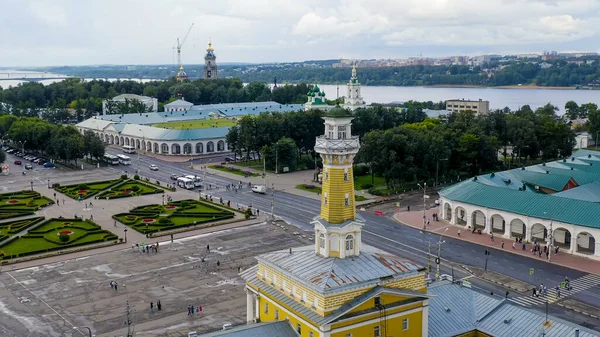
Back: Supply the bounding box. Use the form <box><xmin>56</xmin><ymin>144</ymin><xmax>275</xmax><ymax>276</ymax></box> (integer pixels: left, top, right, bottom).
<box><xmin>394</xmin><ymin>209</ymin><xmax>600</xmax><ymax>276</ymax></box>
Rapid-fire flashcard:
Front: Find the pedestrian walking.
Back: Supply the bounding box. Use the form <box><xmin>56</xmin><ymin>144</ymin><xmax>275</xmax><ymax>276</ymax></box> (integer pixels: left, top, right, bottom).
<box><xmin>490</xmin><ymin>232</ymin><xmax>494</xmax><ymax>242</ymax></box>
<box><xmin>187</xmin><ymin>305</ymin><xmax>192</xmax><ymax>315</ymax></box>
<box><xmin>171</xmin><ymin>234</ymin><xmax>174</xmax><ymax>243</ymax></box>
<box><xmin>62</xmin><ymin>199</ymin><xmax>65</xmax><ymax>205</ymax></box>
<box><xmin>505</xmin><ymin>291</ymin><xmax>509</xmax><ymax>299</ymax></box>
<box><xmin>512</xmin><ymin>242</ymin><xmax>516</xmax><ymax>249</ymax></box>
<box><xmin>53</xmin><ymin>192</ymin><xmax>56</xmax><ymax>198</ymax></box>
<box><xmin>110</xmin><ymin>281</ymin><xmax>114</xmax><ymax>289</ymax></box>
<box><xmin>57</xmin><ymin>200</ymin><xmax>60</xmax><ymax>206</ymax></box>
<box><xmin>89</xmin><ymin>201</ymin><xmax>93</xmax><ymax>207</ymax></box>
<box><xmin>157</xmin><ymin>300</ymin><xmax>161</xmax><ymax>311</ymax></box>
<box><xmin>257</xmin><ymin>209</ymin><xmax>260</xmax><ymax>216</ymax></box>
<box><xmin>207</xmin><ymin>244</ymin><xmax>210</xmax><ymax>253</ymax></box>
<box><xmin>532</xmin><ymin>288</ymin><xmax>536</xmax><ymax>297</ymax></box>
<box><xmin>114</xmin><ymin>219</ymin><xmax>117</xmax><ymax>227</ymax></box>
<box><xmin>150</xmin><ymin>302</ymin><xmax>154</xmax><ymax>313</ymax></box>
<box><xmin>114</xmin><ymin>282</ymin><xmax>118</xmax><ymax>291</ymax></box>
<box><xmin>85</xmin><ymin>202</ymin><xmax>88</xmax><ymax>208</ymax></box>
<box><xmin>156</xmin><ymin>242</ymin><xmax>159</xmax><ymax>252</ymax></box>
<box><xmin>522</xmin><ymin>243</ymin><xmax>526</xmax><ymax>250</ymax></box>
<box><xmin>217</xmin><ymin>260</ymin><xmax>220</xmax><ymax>268</ymax></box>
<box><xmin>457</xmin><ymin>229</ymin><xmax>461</xmax><ymax>236</ymax></box>
<box><xmin>501</xmin><ymin>241</ymin><xmax>504</xmax><ymax>249</ymax></box>
<box><xmin>407</xmin><ymin>206</ymin><xmax>410</xmax><ymax>212</ymax></box>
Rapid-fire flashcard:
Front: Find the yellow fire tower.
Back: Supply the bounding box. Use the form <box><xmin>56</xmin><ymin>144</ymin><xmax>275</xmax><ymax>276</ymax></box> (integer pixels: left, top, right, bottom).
<box><xmin>240</xmin><ymin>105</ymin><xmax>430</xmax><ymax>337</ymax></box>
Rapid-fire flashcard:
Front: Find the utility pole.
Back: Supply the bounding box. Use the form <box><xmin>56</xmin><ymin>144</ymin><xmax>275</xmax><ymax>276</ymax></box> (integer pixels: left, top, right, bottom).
<box><xmin>484</xmin><ymin>249</ymin><xmax>490</xmax><ymax>271</ymax></box>
<box><xmin>275</xmin><ymin>148</ymin><xmax>279</xmax><ymax>174</ymax></box>
<box><xmin>263</xmin><ymin>155</ymin><xmax>266</xmax><ymax>186</ymax></box>
<box><xmin>421</xmin><ymin>183</ymin><xmax>427</xmax><ymax>230</ymax></box>
<box><xmin>270</xmin><ymin>184</ymin><xmax>275</xmax><ymax>221</ymax></box>
<box><xmin>435</xmin><ymin>229</ymin><xmax>447</xmax><ymax>279</ymax></box>
<box><xmin>126</xmin><ymin>300</ymin><xmax>134</xmax><ymax>337</ymax></box>
<box><xmin>548</xmin><ymin>219</ymin><xmax>553</xmax><ymax>262</ymax></box>
<box><xmin>427</xmin><ymin>241</ymin><xmax>431</xmax><ymax>279</ymax></box>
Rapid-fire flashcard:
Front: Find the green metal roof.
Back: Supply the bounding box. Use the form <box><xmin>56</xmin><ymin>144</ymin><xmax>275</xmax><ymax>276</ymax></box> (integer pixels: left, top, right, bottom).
<box><xmin>440</xmin><ymin>179</ymin><xmax>600</xmax><ymax>229</ymax></box>
<box><xmin>325</xmin><ymin>105</ymin><xmax>352</xmax><ymax>118</ymax></box>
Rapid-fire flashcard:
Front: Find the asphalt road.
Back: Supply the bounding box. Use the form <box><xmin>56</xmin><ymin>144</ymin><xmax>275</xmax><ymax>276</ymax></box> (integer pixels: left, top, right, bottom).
<box><xmin>41</xmin><ymin>149</ymin><xmax>600</xmax><ymax>328</ymax></box>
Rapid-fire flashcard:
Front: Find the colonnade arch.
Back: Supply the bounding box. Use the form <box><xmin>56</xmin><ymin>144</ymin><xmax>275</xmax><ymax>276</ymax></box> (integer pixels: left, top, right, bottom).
<box><xmin>135</xmin><ymin>139</ymin><xmax>140</xmax><ymax>149</ymax></box>
<box><xmin>510</xmin><ymin>219</ymin><xmax>526</xmax><ymax>239</ymax></box>
<box><xmin>531</xmin><ymin>223</ymin><xmax>547</xmax><ymax>243</ymax></box>
<box><xmin>161</xmin><ymin>143</ymin><xmax>169</xmax><ymax>154</ymax></box>
<box><xmin>172</xmin><ymin>143</ymin><xmax>181</xmax><ymax>155</ymax></box>
<box><xmin>490</xmin><ymin>214</ymin><xmax>505</xmax><ymax>234</ymax></box>
<box><xmin>455</xmin><ymin>206</ymin><xmax>466</xmax><ymax>226</ymax></box>
<box><xmin>217</xmin><ymin>140</ymin><xmax>225</xmax><ymax>151</ymax></box>
<box><xmin>196</xmin><ymin>142</ymin><xmax>204</xmax><ymax>154</ymax></box>
<box><xmin>183</xmin><ymin>143</ymin><xmax>192</xmax><ymax>154</ymax></box>
<box><xmin>471</xmin><ymin>210</ymin><xmax>485</xmax><ymax>230</ymax></box>
<box><xmin>444</xmin><ymin>203</ymin><xmax>452</xmax><ymax>221</ymax></box>
<box><xmin>207</xmin><ymin>141</ymin><xmax>214</xmax><ymax>153</ymax></box>
<box><xmin>153</xmin><ymin>142</ymin><xmax>159</xmax><ymax>153</ymax></box>
<box><xmin>576</xmin><ymin>232</ymin><xmax>596</xmax><ymax>255</ymax></box>
<box><xmin>553</xmin><ymin>228</ymin><xmax>572</xmax><ymax>250</ymax></box>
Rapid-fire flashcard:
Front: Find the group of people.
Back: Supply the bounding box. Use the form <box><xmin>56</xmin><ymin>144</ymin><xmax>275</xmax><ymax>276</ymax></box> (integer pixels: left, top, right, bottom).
<box><xmin>133</xmin><ymin>242</ymin><xmax>159</xmax><ymax>253</ymax></box>
<box><xmin>187</xmin><ymin>304</ymin><xmax>202</xmax><ymax>315</ymax></box>
<box><xmin>109</xmin><ymin>281</ymin><xmax>118</xmax><ymax>291</ymax></box>
<box><xmin>150</xmin><ymin>301</ymin><xmax>162</xmax><ymax>313</ymax></box>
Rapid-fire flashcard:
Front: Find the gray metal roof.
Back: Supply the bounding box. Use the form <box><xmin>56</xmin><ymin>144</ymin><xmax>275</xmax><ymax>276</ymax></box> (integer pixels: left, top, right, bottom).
<box><xmin>554</xmin><ymin>181</ymin><xmax>600</xmax><ymax>202</ymax></box>
<box><xmin>241</xmin><ymin>265</ymin><xmax>428</xmax><ymax>327</ymax></box>
<box><xmin>428</xmin><ymin>281</ymin><xmax>600</xmax><ymax>337</ymax></box>
<box><xmin>199</xmin><ymin>320</ymin><xmax>299</xmax><ymax>337</ymax></box>
<box><xmin>255</xmin><ymin>245</ymin><xmax>423</xmax><ymax>294</ymax></box>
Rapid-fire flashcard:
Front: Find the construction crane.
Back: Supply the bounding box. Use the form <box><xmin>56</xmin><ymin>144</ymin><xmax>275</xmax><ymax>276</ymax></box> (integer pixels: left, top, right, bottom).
<box><xmin>175</xmin><ymin>23</ymin><xmax>194</xmax><ymax>80</ymax></box>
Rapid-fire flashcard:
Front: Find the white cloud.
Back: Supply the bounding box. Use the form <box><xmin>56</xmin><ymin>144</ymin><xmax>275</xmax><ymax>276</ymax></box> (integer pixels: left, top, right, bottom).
<box><xmin>0</xmin><ymin>0</ymin><xmax>598</xmax><ymax>66</ymax></box>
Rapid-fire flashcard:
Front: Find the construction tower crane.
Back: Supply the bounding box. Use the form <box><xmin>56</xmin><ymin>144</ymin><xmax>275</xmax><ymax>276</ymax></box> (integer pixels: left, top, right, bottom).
<box><xmin>175</xmin><ymin>23</ymin><xmax>195</xmax><ymax>81</ymax></box>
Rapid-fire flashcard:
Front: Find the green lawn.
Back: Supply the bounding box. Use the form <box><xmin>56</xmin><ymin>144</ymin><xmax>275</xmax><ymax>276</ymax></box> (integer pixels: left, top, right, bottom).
<box><xmin>354</xmin><ymin>175</ymin><xmax>386</xmax><ymax>190</ymax></box>
<box><xmin>210</xmin><ymin>165</ymin><xmax>261</xmax><ymax>177</ymax></box>
<box><xmin>0</xmin><ymin>217</ymin><xmax>45</xmax><ymax>239</ymax></box>
<box><xmin>0</xmin><ymin>218</ymin><xmax>117</xmax><ymax>259</ymax></box>
<box><xmin>114</xmin><ymin>199</ymin><xmax>235</xmax><ymax>234</ymax></box>
<box><xmin>295</xmin><ymin>184</ymin><xmax>368</xmax><ymax>201</ymax></box>
<box><xmin>55</xmin><ymin>178</ymin><xmax>125</xmax><ymax>200</ymax></box>
<box><xmin>0</xmin><ymin>191</ymin><xmax>54</xmax><ymax>220</ymax></box>
<box><xmin>152</xmin><ymin>118</ymin><xmax>237</xmax><ymax>130</ymax></box>
<box><xmin>96</xmin><ymin>180</ymin><xmax>164</xmax><ymax>200</ymax></box>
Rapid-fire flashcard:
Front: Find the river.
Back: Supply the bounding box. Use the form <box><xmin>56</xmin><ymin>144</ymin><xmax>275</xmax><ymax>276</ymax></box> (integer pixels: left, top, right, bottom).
<box><xmin>1</xmin><ymin>71</ymin><xmax>599</xmax><ymax>113</ymax></box>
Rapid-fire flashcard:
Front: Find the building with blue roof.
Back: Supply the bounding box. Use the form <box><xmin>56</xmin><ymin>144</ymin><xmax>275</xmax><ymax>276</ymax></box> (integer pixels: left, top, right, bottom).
<box><xmin>438</xmin><ymin>149</ymin><xmax>600</xmax><ymax>260</ymax></box>
<box><xmin>75</xmin><ymin>101</ymin><xmax>304</xmax><ymax>156</ymax></box>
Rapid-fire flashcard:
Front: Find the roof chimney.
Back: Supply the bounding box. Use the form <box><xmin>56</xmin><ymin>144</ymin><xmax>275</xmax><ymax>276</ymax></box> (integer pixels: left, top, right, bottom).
<box><xmin>575</xmin><ymin>328</ymin><xmax>580</xmax><ymax>337</ymax></box>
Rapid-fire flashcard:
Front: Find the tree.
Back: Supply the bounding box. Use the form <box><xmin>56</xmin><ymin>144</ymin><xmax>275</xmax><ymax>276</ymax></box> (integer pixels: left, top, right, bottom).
<box><xmin>225</xmin><ymin>125</ymin><xmax>241</xmax><ymax>158</ymax></box>
<box><xmin>168</xmin><ymin>83</ymin><xmax>200</xmax><ymax>103</ymax></box>
<box><xmin>565</xmin><ymin>100</ymin><xmax>580</xmax><ymax>119</ymax></box>
<box><xmin>0</xmin><ymin>148</ymin><xmax>5</xmax><ymax>164</ymax></box>
<box><xmin>263</xmin><ymin>137</ymin><xmax>299</xmax><ymax>172</ymax></box>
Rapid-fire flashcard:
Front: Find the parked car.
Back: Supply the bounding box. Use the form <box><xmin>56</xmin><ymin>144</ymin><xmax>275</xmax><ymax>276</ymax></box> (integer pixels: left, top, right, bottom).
<box><xmin>37</xmin><ymin>158</ymin><xmax>47</xmax><ymax>165</ymax></box>
<box><xmin>170</xmin><ymin>174</ymin><xmax>180</xmax><ymax>180</ymax></box>
<box><xmin>14</xmin><ymin>160</ymin><xmax>21</xmax><ymax>165</ymax></box>
<box><xmin>224</xmin><ymin>157</ymin><xmax>234</xmax><ymax>162</ymax></box>
<box><xmin>149</xmin><ymin>164</ymin><xmax>159</xmax><ymax>171</ymax></box>
<box><xmin>24</xmin><ymin>164</ymin><xmax>33</xmax><ymax>170</ymax></box>
<box><xmin>43</xmin><ymin>162</ymin><xmax>55</xmax><ymax>168</ymax></box>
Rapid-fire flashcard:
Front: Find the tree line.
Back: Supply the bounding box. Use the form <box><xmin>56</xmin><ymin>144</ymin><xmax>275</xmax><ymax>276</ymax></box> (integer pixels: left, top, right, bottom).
<box><xmin>0</xmin><ymin>115</ymin><xmax>105</xmax><ymax>164</ymax></box>
<box><xmin>226</xmin><ymin>102</ymin><xmax>578</xmax><ymax>190</ymax></box>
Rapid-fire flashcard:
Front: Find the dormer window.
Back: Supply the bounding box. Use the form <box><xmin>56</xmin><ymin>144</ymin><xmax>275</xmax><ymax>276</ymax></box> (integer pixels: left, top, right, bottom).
<box><xmin>319</xmin><ymin>233</ymin><xmax>325</xmax><ymax>248</ymax></box>
<box><xmin>345</xmin><ymin>194</ymin><xmax>350</xmax><ymax>206</ymax></box>
<box><xmin>345</xmin><ymin>235</ymin><xmax>354</xmax><ymax>251</ymax></box>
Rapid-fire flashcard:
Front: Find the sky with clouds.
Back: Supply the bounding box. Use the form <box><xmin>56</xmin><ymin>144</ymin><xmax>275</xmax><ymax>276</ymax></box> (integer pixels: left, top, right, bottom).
<box><xmin>0</xmin><ymin>0</ymin><xmax>599</xmax><ymax>66</ymax></box>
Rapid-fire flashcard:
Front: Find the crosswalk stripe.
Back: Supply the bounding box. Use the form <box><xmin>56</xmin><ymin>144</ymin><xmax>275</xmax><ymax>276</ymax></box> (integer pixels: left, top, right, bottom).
<box><xmin>510</xmin><ymin>273</ymin><xmax>600</xmax><ymax>307</ymax></box>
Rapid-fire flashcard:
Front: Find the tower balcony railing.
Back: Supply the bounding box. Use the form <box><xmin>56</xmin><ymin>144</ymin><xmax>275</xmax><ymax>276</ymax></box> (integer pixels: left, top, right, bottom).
<box><xmin>315</xmin><ymin>136</ymin><xmax>360</xmax><ymax>154</ymax></box>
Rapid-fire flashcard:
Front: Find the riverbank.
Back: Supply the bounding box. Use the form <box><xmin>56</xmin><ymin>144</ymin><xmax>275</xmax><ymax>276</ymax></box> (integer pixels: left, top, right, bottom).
<box><xmin>424</xmin><ymin>84</ymin><xmax>577</xmax><ymax>90</ymax></box>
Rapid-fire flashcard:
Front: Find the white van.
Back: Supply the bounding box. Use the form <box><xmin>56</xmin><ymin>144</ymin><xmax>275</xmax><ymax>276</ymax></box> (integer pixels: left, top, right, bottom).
<box><xmin>184</xmin><ymin>175</ymin><xmax>202</xmax><ymax>187</ymax></box>
<box><xmin>177</xmin><ymin>177</ymin><xmax>194</xmax><ymax>190</ymax></box>
<box><xmin>252</xmin><ymin>185</ymin><xmax>267</xmax><ymax>194</ymax></box>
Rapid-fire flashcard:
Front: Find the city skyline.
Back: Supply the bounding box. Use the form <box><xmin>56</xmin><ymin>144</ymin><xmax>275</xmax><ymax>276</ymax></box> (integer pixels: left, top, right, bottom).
<box><xmin>1</xmin><ymin>0</ymin><xmax>600</xmax><ymax>67</ymax></box>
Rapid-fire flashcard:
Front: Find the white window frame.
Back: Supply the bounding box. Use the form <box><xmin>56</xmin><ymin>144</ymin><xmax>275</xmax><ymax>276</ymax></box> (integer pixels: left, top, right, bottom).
<box><xmin>345</xmin><ymin>235</ymin><xmax>354</xmax><ymax>251</ymax></box>
<box><xmin>402</xmin><ymin>318</ymin><xmax>409</xmax><ymax>330</ymax></box>
<box><xmin>264</xmin><ymin>302</ymin><xmax>268</xmax><ymax>314</ymax></box>
<box><xmin>345</xmin><ymin>193</ymin><xmax>350</xmax><ymax>206</ymax></box>
<box><xmin>275</xmin><ymin>309</ymin><xmax>279</xmax><ymax>320</ymax></box>
<box><xmin>374</xmin><ymin>326</ymin><xmax>381</xmax><ymax>337</ymax></box>
<box><xmin>319</xmin><ymin>233</ymin><xmax>325</xmax><ymax>248</ymax></box>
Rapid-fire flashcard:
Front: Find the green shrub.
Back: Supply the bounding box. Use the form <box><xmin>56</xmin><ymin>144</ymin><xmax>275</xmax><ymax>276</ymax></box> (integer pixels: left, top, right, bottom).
<box><xmin>134</xmin><ymin>175</ymin><xmax>140</xmax><ymax>180</ymax></box>
<box><xmin>368</xmin><ymin>187</ymin><xmax>383</xmax><ymax>196</ymax></box>
<box><xmin>121</xmin><ymin>174</ymin><xmax>128</xmax><ymax>180</ymax></box>
<box><xmin>52</xmin><ymin>183</ymin><xmax>60</xmax><ymax>188</ymax></box>
<box><xmin>245</xmin><ymin>208</ymin><xmax>253</xmax><ymax>219</ymax></box>
<box><xmin>59</xmin><ymin>234</ymin><xmax>70</xmax><ymax>242</ymax></box>
<box><xmin>77</xmin><ymin>184</ymin><xmax>89</xmax><ymax>190</ymax></box>
<box><xmin>361</xmin><ymin>183</ymin><xmax>373</xmax><ymax>190</ymax></box>
<box><xmin>158</xmin><ymin>217</ymin><xmax>170</xmax><ymax>224</ymax></box>
<box><xmin>131</xmin><ymin>185</ymin><xmax>141</xmax><ymax>192</ymax></box>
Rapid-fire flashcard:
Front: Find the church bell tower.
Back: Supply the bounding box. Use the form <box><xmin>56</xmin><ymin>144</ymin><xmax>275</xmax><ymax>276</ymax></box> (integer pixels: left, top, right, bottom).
<box><xmin>204</xmin><ymin>40</ymin><xmax>217</xmax><ymax>79</ymax></box>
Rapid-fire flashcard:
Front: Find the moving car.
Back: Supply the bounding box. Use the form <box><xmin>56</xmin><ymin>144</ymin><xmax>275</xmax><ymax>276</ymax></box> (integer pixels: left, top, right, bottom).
<box><xmin>170</xmin><ymin>174</ymin><xmax>180</xmax><ymax>180</ymax></box>
<box><xmin>43</xmin><ymin>162</ymin><xmax>55</xmax><ymax>168</ymax></box>
<box><xmin>14</xmin><ymin>160</ymin><xmax>21</xmax><ymax>165</ymax></box>
<box><xmin>24</xmin><ymin>164</ymin><xmax>33</xmax><ymax>170</ymax></box>
<box><xmin>149</xmin><ymin>164</ymin><xmax>159</xmax><ymax>171</ymax></box>
<box><xmin>252</xmin><ymin>185</ymin><xmax>267</xmax><ymax>194</ymax></box>
<box><xmin>224</xmin><ymin>157</ymin><xmax>234</xmax><ymax>162</ymax></box>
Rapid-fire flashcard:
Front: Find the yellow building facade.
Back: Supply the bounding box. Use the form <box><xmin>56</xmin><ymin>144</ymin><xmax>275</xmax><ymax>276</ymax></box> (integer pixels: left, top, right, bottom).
<box><xmin>241</xmin><ymin>105</ymin><xmax>430</xmax><ymax>337</ymax></box>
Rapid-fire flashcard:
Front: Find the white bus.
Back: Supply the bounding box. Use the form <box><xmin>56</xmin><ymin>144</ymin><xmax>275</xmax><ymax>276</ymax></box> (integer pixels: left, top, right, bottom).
<box><xmin>177</xmin><ymin>177</ymin><xmax>194</xmax><ymax>190</ymax></box>
<box><xmin>184</xmin><ymin>175</ymin><xmax>202</xmax><ymax>187</ymax></box>
<box><xmin>116</xmin><ymin>154</ymin><xmax>131</xmax><ymax>165</ymax></box>
<box><xmin>122</xmin><ymin>145</ymin><xmax>136</xmax><ymax>154</ymax></box>
<box><xmin>102</xmin><ymin>154</ymin><xmax>120</xmax><ymax>165</ymax></box>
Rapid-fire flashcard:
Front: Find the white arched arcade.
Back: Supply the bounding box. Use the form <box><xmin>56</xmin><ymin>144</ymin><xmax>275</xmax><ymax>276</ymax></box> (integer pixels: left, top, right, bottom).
<box><xmin>438</xmin><ymin>196</ymin><xmax>600</xmax><ymax>260</ymax></box>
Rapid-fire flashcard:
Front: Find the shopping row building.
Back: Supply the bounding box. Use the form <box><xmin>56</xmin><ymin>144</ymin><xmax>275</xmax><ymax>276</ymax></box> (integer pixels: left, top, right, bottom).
<box><xmin>439</xmin><ymin>149</ymin><xmax>600</xmax><ymax>260</ymax></box>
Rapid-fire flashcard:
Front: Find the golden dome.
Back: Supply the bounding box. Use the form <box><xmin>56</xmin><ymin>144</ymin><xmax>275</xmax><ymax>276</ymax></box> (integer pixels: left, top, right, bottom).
<box><xmin>207</xmin><ymin>40</ymin><xmax>214</xmax><ymax>52</ymax></box>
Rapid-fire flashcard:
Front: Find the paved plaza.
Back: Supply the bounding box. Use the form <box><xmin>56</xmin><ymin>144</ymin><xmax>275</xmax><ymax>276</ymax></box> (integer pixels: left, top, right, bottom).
<box><xmin>0</xmin><ymin>222</ymin><xmax>312</xmax><ymax>337</ymax></box>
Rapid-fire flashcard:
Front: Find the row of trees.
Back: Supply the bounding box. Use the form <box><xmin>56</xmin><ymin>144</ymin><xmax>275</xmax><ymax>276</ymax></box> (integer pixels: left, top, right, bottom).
<box><xmin>0</xmin><ymin>78</ymin><xmax>318</xmax><ymax>120</ymax></box>
<box><xmin>226</xmin><ymin>102</ymin><xmax>577</xmax><ymax>188</ymax></box>
<box><xmin>0</xmin><ymin>115</ymin><xmax>105</xmax><ymax>164</ymax></box>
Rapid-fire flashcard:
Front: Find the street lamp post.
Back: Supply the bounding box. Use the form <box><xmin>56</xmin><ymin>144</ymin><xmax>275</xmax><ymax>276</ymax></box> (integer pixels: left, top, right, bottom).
<box><xmin>137</xmin><ymin>129</ymin><xmax>145</xmax><ymax>174</ymax></box>
<box><xmin>275</xmin><ymin>148</ymin><xmax>279</xmax><ymax>174</ymax></box>
<box><xmin>417</xmin><ymin>183</ymin><xmax>427</xmax><ymax>230</ymax></box>
<box><xmin>47</xmin><ymin>179</ymin><xmax>50</xmax><ymax>188</ymax></box>
<box><xmin>124</xmin><ymin>228</ymin><xmax>128</xmax><ymax>243</ymax></box>
<box><xmin>73</xmin><ymin>326</ymin><xmax>92</xmax><ymax>337</ymax></box>
<box><xmin>30</xmin><ymin>181</ymin><xmax>33</xmax><ymax>191</ymax></box>
<box><xmin>436</xmin><ymin>228</ymin><xmax>448</xmax><ymax>279</ymax></box>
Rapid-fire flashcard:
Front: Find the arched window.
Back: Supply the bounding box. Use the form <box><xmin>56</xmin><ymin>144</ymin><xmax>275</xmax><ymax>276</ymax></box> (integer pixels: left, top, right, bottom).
<box><xmin>319</xmin><ymin>233</ymin><xmax>325</xmax><ymax>248</ymax></box>
<box><xmin>345</xmin><ymin>235</ymin><xmax>354</xmax><ymax>251</ymax></box>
